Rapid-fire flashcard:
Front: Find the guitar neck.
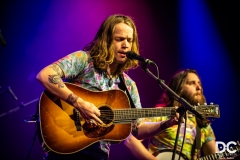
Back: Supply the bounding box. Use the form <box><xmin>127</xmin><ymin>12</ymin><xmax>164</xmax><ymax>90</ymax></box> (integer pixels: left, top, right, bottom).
<box><xmin>114</xmin><ymin>107</ymin><xmax>174</xmax><ymax>120</ymax></box>
<box><xmin>197</xmin><ymin>153</ymin><xmax>220</xmax><ymax>160</ymax></box>
<box><xmin>197</xmin><ymin>152</ymin><xmax>236</xmax><ymax>160</ymax></box>
<box><xmin>113</xmin><ymin>103</ymin><xmax>220</xmax><ymax>121</ymax></box>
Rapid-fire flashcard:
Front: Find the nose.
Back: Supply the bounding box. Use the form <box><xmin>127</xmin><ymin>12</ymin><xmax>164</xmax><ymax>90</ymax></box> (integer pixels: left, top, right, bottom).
<box><xmin>122</xmin><ymin>39</ymin><xmax>129</xmax><ymax>49</ymax></box>
<box><xmin>196</xmin><ymin>84</ymin><xmax>201</xmax><ymax>91</ymax></box>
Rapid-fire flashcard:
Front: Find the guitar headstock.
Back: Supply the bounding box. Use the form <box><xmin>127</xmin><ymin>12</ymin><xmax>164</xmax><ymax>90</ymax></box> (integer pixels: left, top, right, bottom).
<box><xmin>194</xmin><ymin>103</ymin><xmax>220</xmax><ymax>119</ymax></box>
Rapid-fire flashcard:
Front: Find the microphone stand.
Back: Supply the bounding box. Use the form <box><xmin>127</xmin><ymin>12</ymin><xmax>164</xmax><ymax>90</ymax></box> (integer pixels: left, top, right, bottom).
<box><xmin>0</xmin><ymin>98</ymin><xmax>39</xmax><ymax>118</ymax></box>
<box><xmin>141</xmin><ymin>63</ymin><xmax>204</xmax><ymax>160</ymax></box>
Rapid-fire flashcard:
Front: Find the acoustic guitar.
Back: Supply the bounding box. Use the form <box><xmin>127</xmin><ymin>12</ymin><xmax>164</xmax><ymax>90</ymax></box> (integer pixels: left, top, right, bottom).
<box><xmin>38</xmin><ymin>82</ymin><xmax>220</xmax><ymax>154</ymax></box>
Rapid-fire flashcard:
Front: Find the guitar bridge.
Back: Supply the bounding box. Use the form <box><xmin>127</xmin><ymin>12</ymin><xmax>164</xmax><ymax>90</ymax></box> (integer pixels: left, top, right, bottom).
<box><xmin>73</xmin><ymin>108</ymin><xmax>82</xmax><ymax>131</ymax></box>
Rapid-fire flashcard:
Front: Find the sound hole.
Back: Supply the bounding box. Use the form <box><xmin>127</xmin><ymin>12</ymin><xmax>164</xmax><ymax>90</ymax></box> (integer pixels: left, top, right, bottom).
<box><xmin>83</xmin><ymin>105</ymin><xmax>114</xmax><ymax>138</ymax></box>
<box><xmin>99</xmin><ymin>106</ymin><xmax>113</xmax><ymax>125</ymax></box>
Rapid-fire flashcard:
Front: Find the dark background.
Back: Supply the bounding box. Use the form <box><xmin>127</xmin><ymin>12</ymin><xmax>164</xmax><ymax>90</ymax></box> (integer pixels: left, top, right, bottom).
<box><xmin>0</xmin><ymin>0</ymin><xmax>239</xmax><ymax>159</ymax></box>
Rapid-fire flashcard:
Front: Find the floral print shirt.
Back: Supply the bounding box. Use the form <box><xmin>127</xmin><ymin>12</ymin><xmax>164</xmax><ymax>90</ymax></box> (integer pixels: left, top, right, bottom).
<box><xmin>54</xmin><ymin>50</ymin><xmax>142</xmax><ymax>157</ymax></box>
<box><xmin>145</xmin><ymin>114</ymin><xmax>215</xmax><ymax>160</ymax></box>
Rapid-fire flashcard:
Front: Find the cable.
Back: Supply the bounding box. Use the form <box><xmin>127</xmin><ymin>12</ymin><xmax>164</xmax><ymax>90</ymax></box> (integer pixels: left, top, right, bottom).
<box><xmin>25</xmin><ymin>124</ymin><xmax>38</xmax><ymax>160</ymax></box>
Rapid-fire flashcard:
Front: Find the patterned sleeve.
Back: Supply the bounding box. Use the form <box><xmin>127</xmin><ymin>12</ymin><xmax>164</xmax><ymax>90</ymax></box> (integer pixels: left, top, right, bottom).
<box><xmin>201</xmin><ymin>124</ymin><xmax>216</xmax><ymax>144</ymax></box>
<box><xmin>54</xmin><ymin>50</ymin><xmax>89</xmax><ymax>79</ymax></box>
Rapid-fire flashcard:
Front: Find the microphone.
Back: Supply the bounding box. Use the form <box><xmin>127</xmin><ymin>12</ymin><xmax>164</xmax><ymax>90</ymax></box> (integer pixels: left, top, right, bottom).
<box><xmin>8</xmin><ymin>86</ymin><xmax>18</xmax><ymax>100</ymax></box>
<box><xmin>126</xmin><ymin>51</ymin><xmax>154</xmax><ymax>65</ymax></box>
<box><xmin>0</xmin><ymin>30</ymin><xmax>7</xmax><ymax>46</ymax></box>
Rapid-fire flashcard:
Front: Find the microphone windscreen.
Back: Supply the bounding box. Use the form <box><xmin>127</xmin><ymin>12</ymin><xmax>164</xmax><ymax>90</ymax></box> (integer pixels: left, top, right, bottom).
<box><xmin>126</xmin><ymin>51</ymin><xmax>137</xmax><ymax>59</ymax></box>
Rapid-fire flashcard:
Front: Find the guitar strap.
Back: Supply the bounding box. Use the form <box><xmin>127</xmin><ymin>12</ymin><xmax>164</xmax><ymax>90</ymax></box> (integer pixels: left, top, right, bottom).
<box><xmin>191</xmin><ymin>123</ymin><xmax>201</xmax><ymax>159</ymax></box>
<box><xmin>119</xmin><ymin>74</ymin><xmax>136</xmax><ymax>108</ymax></box>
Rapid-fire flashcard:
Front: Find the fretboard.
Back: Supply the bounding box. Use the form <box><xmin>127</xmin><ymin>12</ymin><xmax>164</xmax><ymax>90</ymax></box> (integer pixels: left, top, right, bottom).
<box><xmin>114</xmin><ymin>107</ymin><xmax>174</xmax><ymax>120</ymax></box>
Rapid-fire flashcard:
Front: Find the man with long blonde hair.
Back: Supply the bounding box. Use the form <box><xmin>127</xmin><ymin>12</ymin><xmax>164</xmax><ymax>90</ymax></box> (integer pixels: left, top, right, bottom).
<box><xmin>36</xmin><ymin>14</ymin><xmax>177</xmax><ymax>160</ymax></box>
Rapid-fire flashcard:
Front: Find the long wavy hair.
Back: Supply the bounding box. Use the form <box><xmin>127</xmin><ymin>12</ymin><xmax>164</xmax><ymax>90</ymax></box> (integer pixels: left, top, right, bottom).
<box><xmin>156</xmin><ymin>69</ymin><xmax>209</xmax><ymax>127</ymax></box>
<box><xmin>83</xmin><ymin>14</ymin><xmax>139</xmax><ymax>76</ymax></box>
<box><xmin>157</xmin><ymin>69</ymin><xmax>206</xmax><ymax>107</ymax></box>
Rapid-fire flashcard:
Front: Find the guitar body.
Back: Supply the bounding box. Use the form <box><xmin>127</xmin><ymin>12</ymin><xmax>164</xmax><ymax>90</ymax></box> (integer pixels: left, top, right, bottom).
<box><xmin>38</xmin><ymin>83</ymin><xmax>132</xmax><ymax>154</ymax></box>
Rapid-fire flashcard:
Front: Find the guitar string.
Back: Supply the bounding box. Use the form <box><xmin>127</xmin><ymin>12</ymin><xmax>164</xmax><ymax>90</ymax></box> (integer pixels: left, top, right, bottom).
<box><xmin>96</xmin><ymin>109</ymin><xmax>174</xmax><ymax>123</ymax></box>
<box><xmin>95</xmin><ymin>107</ymin><xmax>215</xmax><ymax>123</ymax></box>
<box><xmin>78</xmin><ymin>106</ymin><xmax>215</xmax><ymax>123</ymax></box>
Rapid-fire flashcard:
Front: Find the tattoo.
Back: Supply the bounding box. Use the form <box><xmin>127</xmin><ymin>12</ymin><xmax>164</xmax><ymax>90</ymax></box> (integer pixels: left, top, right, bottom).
<box><xmin>49</xmin><ymin>64</ymin><xmax>63</xmax><ymax>77</ymax></box>
<box><xmin>66</xmin><ymin>93</ymin><xmax>79</xmax><ymax>105</ymax></box>
<box><xmin>48</xmin><ymin>74</ymin><xmax>65</xmax><ymax>88</ymax></box>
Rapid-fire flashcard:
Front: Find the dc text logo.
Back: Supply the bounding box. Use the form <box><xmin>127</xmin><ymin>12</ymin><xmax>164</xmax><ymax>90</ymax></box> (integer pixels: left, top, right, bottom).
<box><xmin>216</xmin><ymin>141</ymin><xmax>237</xmax><ymax>154</ymax></box>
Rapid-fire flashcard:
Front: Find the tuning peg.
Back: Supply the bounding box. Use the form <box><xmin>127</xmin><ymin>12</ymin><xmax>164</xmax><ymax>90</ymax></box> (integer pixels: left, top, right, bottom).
<box><xmin>210</xmin><ymin>102</ymin><xmax>213</xmax><ymax>105</ymax></box>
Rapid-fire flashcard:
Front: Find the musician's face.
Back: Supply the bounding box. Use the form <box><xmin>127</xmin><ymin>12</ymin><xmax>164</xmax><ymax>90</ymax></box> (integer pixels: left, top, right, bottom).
<box><xmin>112</xmin><ymin>23</ymin><xmax>133</xmax><ymax>64</ymax></box>
<box><xmin>181</xmin><ymin>73</ymin><xmax>205</xmax><ymax>105</ymax></box>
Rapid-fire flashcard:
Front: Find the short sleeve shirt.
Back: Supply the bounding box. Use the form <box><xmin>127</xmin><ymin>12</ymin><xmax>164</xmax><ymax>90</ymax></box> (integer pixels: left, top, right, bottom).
<box><xmin>54</xmin><ymin>50</ymin><xmax>142</xmax><ymax>156</ymax></box>
<box><xmin>146</xmin><ymin>114</ymin><xmax>215</xmax><ymax>160</ymax></box>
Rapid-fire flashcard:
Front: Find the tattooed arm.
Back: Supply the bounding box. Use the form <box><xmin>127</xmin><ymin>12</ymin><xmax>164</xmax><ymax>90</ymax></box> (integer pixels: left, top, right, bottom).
<box><xmin>36</xmin><ymin>64</ymin><xmax>68</xmax><ymax>99</ymax></box>
<box><xmin>36</xmin><ymin>64</ymin><xmax>103</xmax><ymax>124</ymax></box>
